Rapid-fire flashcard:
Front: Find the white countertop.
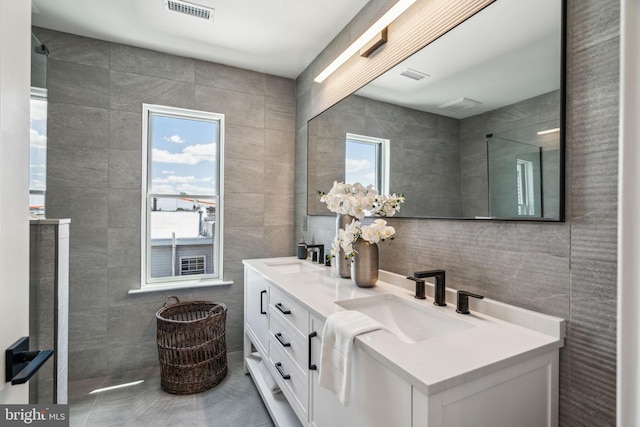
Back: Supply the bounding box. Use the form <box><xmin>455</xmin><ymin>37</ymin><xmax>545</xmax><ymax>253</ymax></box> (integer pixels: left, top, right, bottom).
<box><xmin>243</xmin><ymin>257</ymin><xmax>565</xmax><ymax>396</ymax></box>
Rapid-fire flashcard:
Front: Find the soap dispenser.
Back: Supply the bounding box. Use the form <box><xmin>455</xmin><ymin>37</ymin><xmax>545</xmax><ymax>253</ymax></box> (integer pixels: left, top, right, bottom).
<box><xmin>297</xmin><ymin>238</ymin><xmax>307</xmax><ymax>259</ymax></box>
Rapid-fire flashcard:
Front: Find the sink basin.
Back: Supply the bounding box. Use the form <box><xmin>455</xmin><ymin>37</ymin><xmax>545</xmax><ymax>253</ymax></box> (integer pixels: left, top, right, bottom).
<box><xmin>264</xmin><ymin>260</ymin><xmax>324</xmax><ymax>274</ymax></box>
<box><xmin>335</xmin><ymin>294</ymin><xmax>475</xmax><ymax>343</ymax></box>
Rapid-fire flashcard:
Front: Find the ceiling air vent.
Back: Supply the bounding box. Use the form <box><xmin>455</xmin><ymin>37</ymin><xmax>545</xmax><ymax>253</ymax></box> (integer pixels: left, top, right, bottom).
<box><xmin>164</xmin><ymin>0</ymin><xmax>214</xmax><ymax>22</ymax></box>
<box><xmin>399</xmin><ymin>68</ymin><xmax>429</xmax><ymax>81</ymax></box>
<box><xmin>438</xmin><ymin>97</ymin><xmax>482</xmax><ymax>112</ymax></box>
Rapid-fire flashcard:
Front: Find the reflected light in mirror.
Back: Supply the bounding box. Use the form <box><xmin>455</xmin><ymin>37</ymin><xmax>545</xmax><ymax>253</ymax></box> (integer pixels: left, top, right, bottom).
<box><xmin>537</xmin><ymin>128</ymin><xmax>561</xmax><ymax>135</ymax></box>
<box><xmin>314</xmin><ymin>0</ymin><xmax>417</xmax><ymax>83</ymax></box>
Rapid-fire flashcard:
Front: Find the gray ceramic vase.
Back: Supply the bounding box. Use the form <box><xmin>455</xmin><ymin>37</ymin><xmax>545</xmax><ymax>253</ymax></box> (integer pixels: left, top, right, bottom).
<box><xmin>350</xmin><ymin>239</ymin><xmax>379</xmax><ymax>287</ymax></box>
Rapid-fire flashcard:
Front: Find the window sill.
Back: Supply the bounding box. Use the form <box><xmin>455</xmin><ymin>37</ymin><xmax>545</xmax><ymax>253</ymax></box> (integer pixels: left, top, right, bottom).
<box><xmin>128</xmin><ymin>279</ymin><xmax>233</xmax><ymax>294</ymax></box>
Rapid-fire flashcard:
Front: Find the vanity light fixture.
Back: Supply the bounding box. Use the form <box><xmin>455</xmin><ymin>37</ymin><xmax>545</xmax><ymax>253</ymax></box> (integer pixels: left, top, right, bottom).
<box><xmin>537</xmin><ymin>128</ymin><xmax>560</xmax><ymax>135</ymax></box>
<box><xmin>314</xmin><ymin>0</ymin><xmax>417</xmax><ymax>83</ymax></box>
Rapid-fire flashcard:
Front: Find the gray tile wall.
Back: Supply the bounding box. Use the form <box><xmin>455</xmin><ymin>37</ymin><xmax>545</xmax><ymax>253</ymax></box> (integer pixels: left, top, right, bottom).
<box><xmin>308</xmin><ymin>94</ymin><xmax>462</xmax><ymax>217</ymax></box>
<box><xmin>33</xmin><ymin>27</ymin><xmax>296</xmax><ymax>381</ymax></box>
<box><xmin>295</xmin><ymin>0</ymin><xmax>618</xmax><ymax>425</ymax></box>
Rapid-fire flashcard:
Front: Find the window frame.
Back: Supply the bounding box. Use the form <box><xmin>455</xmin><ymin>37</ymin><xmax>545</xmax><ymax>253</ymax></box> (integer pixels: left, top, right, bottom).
<box><xmin>345</xmin><ymin>133</ymin><xmax>390</xmax><ymax>194</ymax></box>
<box><xmin>137</xmin><ymin>104</ymin><xmax>228</xmax><ymax>292</ymax></box>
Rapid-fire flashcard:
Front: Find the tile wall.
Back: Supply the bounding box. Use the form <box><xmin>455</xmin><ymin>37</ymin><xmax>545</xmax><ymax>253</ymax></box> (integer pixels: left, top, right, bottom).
<box><xmin>295</xmin><ymin>0</ymin><xmax>619</xmax><ymax>425</ymax></box>
<box><xmin>33</xmin><ymin>27</ymin><xmax>296</xmax><ymax>381</ymax></box>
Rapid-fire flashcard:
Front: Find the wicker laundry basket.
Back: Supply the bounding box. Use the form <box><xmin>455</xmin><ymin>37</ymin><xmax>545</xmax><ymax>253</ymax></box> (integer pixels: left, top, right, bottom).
<box><xmin>156</xmin><ymin>296</ymin><xmax>227</xmax><ymax>395</ymax></box>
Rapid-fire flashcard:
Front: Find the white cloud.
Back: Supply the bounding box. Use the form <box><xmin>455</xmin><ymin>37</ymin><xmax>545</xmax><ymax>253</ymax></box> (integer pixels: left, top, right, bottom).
<box><xmin>161</xmin><ymin>170</ymin><xmax>176</xmax><ymax>174</ymax></box>
<box><xmin>175</xmin><ymin>183</ymin><xmax>215</xmax><ymax>194</ymax></box>
<box><xmin>30</xmin><ymin>179</ymin><xmax>46</xmax><ymax>190</ymax></box>
<box><xmin>152</xmin><ymin>175</ymin><xmax>215</xmax><ymax>195</ymax></box>
<box><xmin>163</xmin><ymin>134</ymin><xmax>185</xmax><ymax>144</ymax></box>
<box><xmin>30</xmin><ymin>129</ymin><xmax>47</xmax><ymax>148</ymax></box>
<box><xmin>152</xmin><ymin>143</ymin><xmax>216</xmax><ymax>165</ymax></box>
<box><xmin>151</xmin><ymin>184</ymin><xmax>176</xmax><ymax>194</ymax></box>
<box><xmin>30</xmin><ymin>99</ymin><xmax>47</xmax><ymax>121</ymax></box>
<box><xmin>346</xmin><ymin>158</ymin><xmax>372</xmax><ymax>173</ymax></box>
<box><xmin>153</xmin><ymin>175</ymin><xmax>197</xmax><ymax>184</ymax></box>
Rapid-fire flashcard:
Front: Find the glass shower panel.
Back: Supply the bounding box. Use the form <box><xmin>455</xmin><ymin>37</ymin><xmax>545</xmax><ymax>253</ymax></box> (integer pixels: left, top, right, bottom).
<box><xmin>487</xmin><ymin>136</ymin><xmax>542</xmax><ymax>218</ymax></box>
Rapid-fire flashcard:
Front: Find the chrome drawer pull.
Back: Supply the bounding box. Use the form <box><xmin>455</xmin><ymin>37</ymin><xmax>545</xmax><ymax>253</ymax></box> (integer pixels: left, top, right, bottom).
<box><xmin>275</xmin><ymin>362</ymin><xmax>290</xmax><ymax>380</ymax></box>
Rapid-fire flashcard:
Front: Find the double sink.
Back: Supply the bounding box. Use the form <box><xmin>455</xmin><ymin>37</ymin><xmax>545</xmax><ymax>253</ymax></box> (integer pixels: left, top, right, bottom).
<box><xmin>265</xmin><ymin>260</ymin><xmax>475</xmax><ymax>344</ymax></box>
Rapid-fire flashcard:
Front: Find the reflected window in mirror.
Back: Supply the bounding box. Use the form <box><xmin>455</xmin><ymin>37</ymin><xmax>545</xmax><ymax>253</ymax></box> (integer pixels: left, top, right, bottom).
<box><xmin>345</xmin><ymin>133</ymin><xmax>389</xmax><ymax>194</ymax></box>
<box><xmin>516</xmin><ymin>159</ymin><xmax>536</xmax><ymax>216</ymax></box>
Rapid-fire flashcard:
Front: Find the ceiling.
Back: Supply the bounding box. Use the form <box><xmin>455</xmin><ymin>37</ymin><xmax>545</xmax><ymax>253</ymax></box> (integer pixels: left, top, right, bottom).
<box><xmin>31</xmin><ymin>0</ymin><xmax>369</xmax><ymax>79</ymax></box>
<box><xmin>357</xmin><ymin>0</ymin><xmax>561</xmax><ymax>119</ymax></box>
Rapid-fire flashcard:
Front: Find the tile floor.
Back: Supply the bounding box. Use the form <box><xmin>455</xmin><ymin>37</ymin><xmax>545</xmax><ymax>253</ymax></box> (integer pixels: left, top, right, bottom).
<box><xmin>68</xmin><ymin>351</ymin><xmax>274</xmax><ymax>427</ymax></box>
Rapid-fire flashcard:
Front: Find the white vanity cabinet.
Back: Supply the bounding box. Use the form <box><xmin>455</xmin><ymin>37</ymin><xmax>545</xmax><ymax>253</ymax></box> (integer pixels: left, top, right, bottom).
<box><xmin>308</xmin><ymin>316</ymin><xmax>412</xmax><ymax>427</ymax></box>
<box><xmin>244</xmin><ymin>264</ymin><xmax>413</xmax><ymax>427</ymax></box>
<box><xmin>268</xmin><ymin>285</ymin><xmax>311</xmax><ymax>422</ymax></box>
<box><xmin>243</xmin><ymin>258</ymin><xmax>565</xmax><ymax>427</ymax></box>
<box><xmin>244</xmin><ymin>267</ymin><xmax>270</xmax><ymax>356</ymax></box>
<box><xmin>412</xmin><ymin>352</ymin><xmax>559</xmax><ymax>427</ymax></box>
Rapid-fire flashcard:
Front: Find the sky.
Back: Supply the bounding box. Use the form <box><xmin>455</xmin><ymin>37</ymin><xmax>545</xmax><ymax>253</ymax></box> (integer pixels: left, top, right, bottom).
<box><xmin>29</xmin><ymin>98</ymin><xmax>47</xmax><ymax>210</ymax></box>
<box><xmin>345</xmin><ymin>139</ymin><xmax>377</xmax><ymax>191</ymax></box>
<box><xmin>150</xmin><ymin>114</ymin><xmax>219</xmax><ymax>211</ymax></box>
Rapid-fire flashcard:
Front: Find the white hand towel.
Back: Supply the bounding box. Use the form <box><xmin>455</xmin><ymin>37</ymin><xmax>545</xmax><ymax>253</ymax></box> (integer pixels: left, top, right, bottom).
<box><xmin>318</xmin><ymin>310</ymin><xmax>384</xmax><ymax>405</ymax></box>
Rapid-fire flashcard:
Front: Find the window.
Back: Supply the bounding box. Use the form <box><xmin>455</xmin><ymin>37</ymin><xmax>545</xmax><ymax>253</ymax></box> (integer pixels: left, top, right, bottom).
<box><xmin>516</xmin><ymin>158</ymin><xmax>535</xmax><ymax>216</ymax></box>
<box><xmin>29</xmin><ymin>89</ymin><xmax>47</xmax><ymax>218</ymax></box>
<box><xmin>141</xmin><ymin>104</ymin><xmax>225</xmax><ymax>289</ymax></box>
<box><xmin>345</xmin><ymin>133</ymin><xmax>389</xmax><ymax>194</ymax></box>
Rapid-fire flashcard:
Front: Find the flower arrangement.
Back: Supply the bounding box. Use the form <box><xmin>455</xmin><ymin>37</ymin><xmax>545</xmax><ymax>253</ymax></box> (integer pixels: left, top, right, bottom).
<box><xmin>331</xmin><ymin>218</ymin><xmax>396</xmax><ymax>259</ymax></box>
<box><xmin>318</xmin><ymin>181</ymin><xmax>405</xmax><ymax>219</ymax></box>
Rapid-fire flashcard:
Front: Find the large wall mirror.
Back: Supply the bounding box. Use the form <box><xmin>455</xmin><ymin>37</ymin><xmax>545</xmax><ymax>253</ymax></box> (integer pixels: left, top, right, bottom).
<box><xmin>308</xmin><ymin>0</ymin><xmax>565</xmax><ymax>221</ymax></box>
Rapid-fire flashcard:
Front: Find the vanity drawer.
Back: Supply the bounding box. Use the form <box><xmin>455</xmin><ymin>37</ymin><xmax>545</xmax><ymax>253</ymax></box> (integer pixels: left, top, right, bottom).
<box><xmin>269</xmin><ymin>333</ymin><xmax>308</xmax><ymax>415</ymax></box>
<box><xmin>269</xmin><ymin>286</ymin><xmax>309</xmax><ymax>336</ymax></box>
<box><xmin>270</xmin><ymin>311</ymin><xmax>307</xmax><ymax>373</ymax></box>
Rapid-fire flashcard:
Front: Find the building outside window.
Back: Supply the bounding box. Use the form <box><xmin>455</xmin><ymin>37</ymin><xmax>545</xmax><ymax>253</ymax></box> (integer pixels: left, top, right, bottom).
<box><xmin>141</xmin><ymin>104</ymin><xmax>225</xmax><ymax>289</ymax></box>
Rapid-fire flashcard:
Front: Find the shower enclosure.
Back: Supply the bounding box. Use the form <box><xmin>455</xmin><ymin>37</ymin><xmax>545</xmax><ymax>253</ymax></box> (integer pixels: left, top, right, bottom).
<box><xmin>487</xmin><ymin>122</ymin><xmax>561</xmax><ymax>219</ymax></box>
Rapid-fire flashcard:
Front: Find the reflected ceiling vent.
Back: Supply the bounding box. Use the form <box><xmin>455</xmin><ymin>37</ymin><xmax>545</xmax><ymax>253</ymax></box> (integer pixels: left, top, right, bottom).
<box><xmin>399</xmin><ymin>68</ymin><xmax>429</xmax><ymax>81</ymax></box>
<box><xmin>438</xmin><ymin>97</ymin><xmax>482</xmax><ymax>112</ymax></box>
<box><xmin>164</xmin><ymin>0</ymin><xmax>214</xmax><ymax>22</ymax></box>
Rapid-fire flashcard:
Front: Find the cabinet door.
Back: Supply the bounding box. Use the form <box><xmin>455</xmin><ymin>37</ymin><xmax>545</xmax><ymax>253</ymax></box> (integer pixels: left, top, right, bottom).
<box><xmin>309</xmin><ymin>316</ymin><xmax>412</xmax><ymax>427</ymax></box>
<box><xmin>245</xmin><ymin>267</ymin><xmax>270</xmax><ymax>355</ymax></box>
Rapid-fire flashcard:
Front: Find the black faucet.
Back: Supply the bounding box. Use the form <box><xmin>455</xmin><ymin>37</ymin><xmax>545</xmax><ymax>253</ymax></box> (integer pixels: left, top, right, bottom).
<box><xmin>406</xmin><ymin>276</ymin><xmax>426</xmax><ymax>299</ymax></box>
<box><xmin>306</xmin><ymin>244</ymin><xmax>324</xmax><ymax>264</ymax></box>
<box><xmin>456</xmin><ymin>290</ymin><xmax>484</xmax><ymax>314</ymax></box>
<box><xmin>412</xmin><ymin>270</ymin><xmax>446</xmax><ymax>306</ymax></box>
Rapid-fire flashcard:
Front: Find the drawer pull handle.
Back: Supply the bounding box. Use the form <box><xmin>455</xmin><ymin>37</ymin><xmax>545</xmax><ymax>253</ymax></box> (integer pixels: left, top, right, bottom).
<box><xmin>260</xmin><ymin>290</ymin><xmax>267</xmax><ymax>315</ymax></box>
<box><xmin>308</xmin><ymin>331</ymin><xmax>317</xmax><ymax>370</ymax></box>
<box><xmin>275</xmin><ymin>333</ymin><xmax>291</xmax><ymax>347</ymax></box>
<box><xmin>275</xmin><ymin>362</ymin><xmax>290</xmax><ymax>380</ymax></box>
<box><xmin>275</xmin><ymin>302</ymin><xmax>291</xmax><ymax>315</ymax></box>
